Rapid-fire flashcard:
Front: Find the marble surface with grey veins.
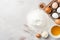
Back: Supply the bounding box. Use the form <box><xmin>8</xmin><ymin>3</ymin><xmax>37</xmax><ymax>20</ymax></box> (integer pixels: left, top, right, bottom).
<box><xmin>0</xmin><ymin>0</ymin><xmax>60</xmax><ymax>40</ymax></box>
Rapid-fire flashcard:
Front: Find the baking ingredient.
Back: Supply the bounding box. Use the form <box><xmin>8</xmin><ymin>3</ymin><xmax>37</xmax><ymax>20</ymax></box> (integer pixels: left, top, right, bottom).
<box><xmin>58</xmin><ymin>0</ymin><xmax>60</xmax><ymax>3</ymax></box>
<box><xmin>52</xmin><ymin>2</ymin><xmax>58</xmax><ymax>9</ymax></box>
<box><xmin>51</xmin><ymin>25</ymin><xmax>60</xmax><ymax>36</ymax></box>
<box><xmin>57</xmin><ymin>7</ymin><xmax>60</xmax><ymax>13</ymax></box>
<box><xmin>55</xmin><ymin>19</ymin><xmax>60</xmax><ymax>24</ymax></box>
<box><xmin>45</xmin><ymin>7</ymin><xmax>52</xmax><ymax>13</ymax></box>
<box><xmin>52</xmin><ymin>13</ymin><xmax>59</xmax><ymax>18</ymax></box>
<box><xmin>36</xmin><ymin>33</ymin><xmax>41</xmax><ymax>38</ymax></box>
<box><xmin>27</xmin><ymin>9</ymin><xmax>48</xmax><ymax>30</ymax></box>
<box><xmin>40</xmin><ymin>3</ymin><xmax>45</xmax><ymax>8</ymax></box>
<box><xmin>41</xmin><ymin>31</ymin><xmax>48</xmax><ymax>38</ymax></box>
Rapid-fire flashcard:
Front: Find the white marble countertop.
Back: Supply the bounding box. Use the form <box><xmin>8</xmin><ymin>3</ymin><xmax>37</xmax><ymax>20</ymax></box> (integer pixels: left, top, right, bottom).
<box><xmin>0</xmin><ymin>0</ymin><xmax>60</xmax><ymax>40</ymax></box>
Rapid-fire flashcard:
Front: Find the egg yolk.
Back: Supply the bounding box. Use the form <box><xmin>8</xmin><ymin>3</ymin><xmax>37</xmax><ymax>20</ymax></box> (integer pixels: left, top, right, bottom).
<box><xmin>51</xmin><ymin>26</ymin><xmax>60</xmax><ymax>36</ymax></box>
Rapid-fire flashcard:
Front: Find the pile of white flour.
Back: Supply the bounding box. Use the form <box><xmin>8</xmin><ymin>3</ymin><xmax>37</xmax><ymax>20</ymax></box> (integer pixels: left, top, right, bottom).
<box><xmin>27</xmin><ymin>9</ymin><xmax>48</xmax><ymax>31</ymax></box>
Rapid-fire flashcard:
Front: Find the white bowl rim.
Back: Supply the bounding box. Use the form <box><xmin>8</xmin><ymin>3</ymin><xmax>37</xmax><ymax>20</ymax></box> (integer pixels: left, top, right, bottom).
<box><xmin>49</xmin><ymin>25</ymin><xmax>60</xmax><ymax>38</ymax></box>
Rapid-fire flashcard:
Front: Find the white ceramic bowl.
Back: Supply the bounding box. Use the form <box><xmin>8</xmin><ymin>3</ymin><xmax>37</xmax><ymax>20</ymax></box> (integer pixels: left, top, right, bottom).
<box><xmin>49</xmin><ymin>25</ymin><xmax>60</xmax><ymax>38</ymax></box>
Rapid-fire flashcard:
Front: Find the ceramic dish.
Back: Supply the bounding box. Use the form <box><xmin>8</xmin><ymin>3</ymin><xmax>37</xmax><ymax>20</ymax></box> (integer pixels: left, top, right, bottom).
<box><xmin>49</xmin><ymin>25</ymin><xmax>60</xmax><ymax>38</ymax></box>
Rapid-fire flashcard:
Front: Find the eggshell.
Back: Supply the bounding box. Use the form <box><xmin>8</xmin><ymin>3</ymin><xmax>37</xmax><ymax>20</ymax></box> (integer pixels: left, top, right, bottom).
<box><xmin>36</xmin><ymin>33</ymin><xmax>41</xmax><ymax>38</ymax></box>
<box><xmin>52</xmin><ymin>13</ymin><xmax>59</xmax><ymax>18</ymax></box>
<box><xmin>55</xmin><ymin>19</ymin><xmax>60</xmax><ymax>24</ymax></box>
<box><xmin>52</xmin><ymin>2</ymin><xmax>58</xmax><ymax>9</ymax></box>
<box><xmin>45</xmin><ymin>7</ymin><xmax>52</xmax><ymax>13</ymax></box>
<box><xmin>57</xmin><ymin>7</ymin><xmax>60</xmax><ymax>13</ymax></box>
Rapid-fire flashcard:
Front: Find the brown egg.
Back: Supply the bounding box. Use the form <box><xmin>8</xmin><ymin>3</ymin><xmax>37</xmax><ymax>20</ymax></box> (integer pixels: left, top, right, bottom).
<box><xmin>45</xmin><ymin>7</ymin><xmax>52</xmax><ymax>13</ymax></box>
<box><xmin>40</xmin><ymin>4</ymin><xmax>44</xmax><ymax>8</ymax></box>
<box><xmin>58</xmin><ymin>0</ymin><xmax>60</xmax><ymax>3</ymax></box>
<box><xmin>36</xmin><ymin>33</ymin><xmax>41</xmax><ymax>38</ymax></box>
<box><xmin>55</xmin><ymin>19</ymin><xmax>60</xmax><ymax>25</ymax></box>
<box><xmin>40</xmin><ymin>3</ymin><xmax>45</xmax><ymax>8</ymax></box>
